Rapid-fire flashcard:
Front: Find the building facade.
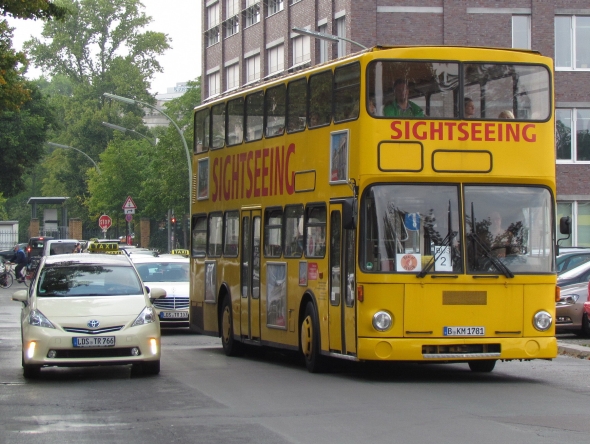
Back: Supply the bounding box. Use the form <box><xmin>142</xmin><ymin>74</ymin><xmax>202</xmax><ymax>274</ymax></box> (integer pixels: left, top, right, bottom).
<box><xmin>201</xmin><ymin>0</ymin><xmax>590</xmax><ymax>246</ymax></box>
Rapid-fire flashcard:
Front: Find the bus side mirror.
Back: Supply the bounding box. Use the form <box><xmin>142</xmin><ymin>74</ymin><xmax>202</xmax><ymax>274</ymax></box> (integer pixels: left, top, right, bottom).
<box><xmin>342</xmin><ymin>198</ymin><xmax>356</xmax><ymax>230</ymax></box>
<box><xmin>560</xmin><ymin>216</ymin><xmax>572</xmax><ymax>235</ymax></box>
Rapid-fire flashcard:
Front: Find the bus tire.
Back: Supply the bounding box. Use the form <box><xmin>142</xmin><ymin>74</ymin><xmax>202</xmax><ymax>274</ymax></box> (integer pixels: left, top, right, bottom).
<box><xmin>221</xmin><ymin>296</ymin><xmax>243</xmax><ymax>357</ymax></box>
<box><xmin>468</xmin><ymin>360</ymin><xmax>496</xmax><ymax>373</ymax></box>
<box><xmin>301</xmin><ymin>302</ymin><xmax>325</xmax><ymax>373</ymax></box>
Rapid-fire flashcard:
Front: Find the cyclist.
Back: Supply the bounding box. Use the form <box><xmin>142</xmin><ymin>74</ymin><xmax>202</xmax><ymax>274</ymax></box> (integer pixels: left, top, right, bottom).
<box><xmin>9</xmin><ymin>244</ymin><xmax>28</xmax><ymax>283</ymax></box>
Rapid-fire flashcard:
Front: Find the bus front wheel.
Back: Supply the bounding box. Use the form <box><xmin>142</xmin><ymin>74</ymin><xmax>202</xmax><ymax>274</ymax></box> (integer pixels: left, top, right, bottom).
<box><xmin>301</xmin><ymin>302</ymin><xmax>325</xmax><ymax>373</ymax></box>
<box><xmin>468</xmin><ymin>360</ymin><xmax>496</xmax><ymax>373</ymax></box>
<box><xmin>221</xmin><ymin>297</ymin><xmax>242</xmax><ymax>356</ymax></box>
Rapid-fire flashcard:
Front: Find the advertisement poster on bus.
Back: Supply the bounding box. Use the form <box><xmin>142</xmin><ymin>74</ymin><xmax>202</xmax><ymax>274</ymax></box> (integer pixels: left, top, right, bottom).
<box><xmin>330</xmin><ymin>130</ymin><xmax>349</xmax><ymax>183</ymax></box>
<box><xmin>198</xmin><ymin>158</ymin><xmax>209</xmax><ymax>200</ymax></box>
<box><xmin>267</xmin><ymin>262</ymin><xmax>287</xmax><ymax>329</ymax></box>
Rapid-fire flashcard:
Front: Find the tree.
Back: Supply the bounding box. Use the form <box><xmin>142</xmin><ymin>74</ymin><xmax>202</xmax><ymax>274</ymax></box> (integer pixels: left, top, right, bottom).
<box><xmin>1</xmin><ymin>0</ymin><xmax>68</xmax><ymax>20</ymax></box>
<box><xmin>0</xmin><ymin>81</ymin><xmax>57</xmax><ymax>197</ymax></box>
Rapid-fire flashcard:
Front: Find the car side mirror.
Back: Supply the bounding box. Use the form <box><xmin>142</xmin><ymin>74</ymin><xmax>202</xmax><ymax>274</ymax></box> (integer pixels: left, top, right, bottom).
<box><xmin>12</xmin><ymin>289</ymin><xmax>28</xmax><ymax>304</ymax></box>
<box><xmin>147</xmin><ymin>286</ymin><xmax>166</xmax><ymax>303</ymax></box>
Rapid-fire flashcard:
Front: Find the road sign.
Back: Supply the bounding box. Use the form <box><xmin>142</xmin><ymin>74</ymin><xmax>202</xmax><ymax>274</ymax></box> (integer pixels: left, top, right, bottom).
<box><xmin>124</xmin><ymin>208</ymin><xmax>135</xmax><ymax>215</ymax></box>
<box><xmin>122</xmin><ymin>196</ymin><xmax>137</xmax><ymax>210</ymax></box>
<box><xmin>125</xmin><ymin>214</ymin><xmax>133</xmax><ymax>222</ymax></box>
<box><xmin>98</xmin><ymin>215</ymin><xmax>112</xmax><ymax>231</ymax></box>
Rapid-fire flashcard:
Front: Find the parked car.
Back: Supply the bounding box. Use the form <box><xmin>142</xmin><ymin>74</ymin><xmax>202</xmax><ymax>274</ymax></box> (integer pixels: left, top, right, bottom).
<box><xmin>11</xmin><ymin>252</ymin><xmax>165</xmax><ymax>378</ymax></box>
<box><xmin>556</xmin><ymin>249</ymin><xmax>590</xmax><ymax>275</ymax></box>
<box><xmin>557</xmin><ymin>260</ymin><xmax>590</xmax><ymax>288</ymax></box>
<box><xmin>556</xmin><ymin>281</ymin><xmax>589</xmax><ymax>335</ymax></box>
<box><xmin>42</xmin><ymin>239</ymin><xmax>80</xmax><ymax>256</ymax></box>
<box><xmin>129</xmin><ymin>254</ymin><xmax>189</xmax><ymax>327</ymax></box>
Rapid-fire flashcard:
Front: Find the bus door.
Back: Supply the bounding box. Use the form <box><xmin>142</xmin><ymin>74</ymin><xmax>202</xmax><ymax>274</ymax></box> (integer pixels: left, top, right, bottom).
<box><xmin>240</xmin><ymin>209</ymin><xmax>261</xmax><ymax>342</ymax></box>
<box><xmin>328</xmin><ymin>206</ymin><xmax>357</xmax><ymax>356</ymax></box>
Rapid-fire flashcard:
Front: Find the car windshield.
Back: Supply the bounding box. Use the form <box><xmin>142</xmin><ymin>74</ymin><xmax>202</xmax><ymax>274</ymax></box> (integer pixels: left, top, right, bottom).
<box><xmin>135</xmin><ymin>262</ymin><xmax>189</xmax><ymax>282</ymax></box>
<box><xmin>37</xmin><ymin>264</ymin><xmax>143</xmax><ymax>297</ymax></box>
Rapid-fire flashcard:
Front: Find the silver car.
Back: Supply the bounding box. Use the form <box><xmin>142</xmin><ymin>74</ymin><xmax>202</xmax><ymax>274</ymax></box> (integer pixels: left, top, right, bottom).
<box><xmin>556</xmin><ymin>282</ymin><xmax>590</xmax><ymax>335</ymax></box>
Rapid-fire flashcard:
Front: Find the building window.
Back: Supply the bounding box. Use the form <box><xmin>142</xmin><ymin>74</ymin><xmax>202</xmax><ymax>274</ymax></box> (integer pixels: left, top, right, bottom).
<box><xmin>555</xmin><ymin>15</ymin><xmax>590</xmax><ymax>70</ymax></box>
<box><xmin>245</xmin><ymin>54</ymin><xmax>260</xmax><ymax>83</ymax></box>
<box><xmin>226</xmin><ymin>0</ymin><xmax>239</xmax><ymax>18</ymax></box>
<box><xmin>335</xmin><ymin>17</ymin><xmax>346</xmax><ymax>58</ymax></box>
<box><xmin>206</xmin><ymin>2</ymin><xmax>220</xmax><ymax>47</ymax></box>
<box><xmin>225</xmin><ymin>16</ymin><xmax>239</xmax><ymax>37</ymax></box>
<box><xmin>318</xmin><ymin>24</ymin><xmax>328</xmax><ymax>63</ymax></box>
<box><xmin>245</xmin><ymin>0</ymin><xmax>260</xmax><ymax>27</ymax></box>
<box><xmin>267</xmin><ymin>0</ymin><xmax>283</xmax><ymax>16</ymax></box>
<box><xmin>556</xmin><ymin>108</ymin><xmax>590</xmax><ymax>162</ymax></box>
<box><xmin>226</xmin><ymin>64</ymin><xmax>240</xmax><ymax>91</ymax></box>
<box><xmin>292</xmin><ymin>35</ymin><xmax>310</xmax><ymax>66</ymax></box>
<box><xmin>289</xmin><ymin>0</ymin><xmax>302</xmax><ymax>4</ymax></box>
<box><xmin>557</xmin><ymin>202</ymin><xmax>590</xmax><ymax>247</ymax></box>
<box><xmin>268</xmin><ymin>44</ymin><xmax>284</xmax><ymax>76</ymax></box>
<box><xmin>208</xmin><ymin>71</ymin><xmax>220</xmax><ymax>98</ymax></box>
<box><xmin>512</xmin><ymin>15</ymin><xmax>531</xmax><ymax>49</ymax></box>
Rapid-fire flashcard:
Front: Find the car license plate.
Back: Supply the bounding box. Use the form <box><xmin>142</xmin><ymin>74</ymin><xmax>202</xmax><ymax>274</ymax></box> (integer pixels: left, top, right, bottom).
<box><xmin>443</xmin><ymin>326</ymin><xmax>485</xmax><ymax>336</ymax></box>
<box><xmin>72</xmin><ymin>336</ymin><xmax>115</xmax><ymax>347</ymax></box>
<box><xmin>160</xmin><ymin>311</ymin><xmax>189</xmax><ymax>319</ymax></box>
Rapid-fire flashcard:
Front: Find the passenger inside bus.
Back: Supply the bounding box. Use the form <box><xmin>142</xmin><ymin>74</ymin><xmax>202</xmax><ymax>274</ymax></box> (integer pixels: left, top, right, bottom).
<box><xmin>464</xmin><ymin>97</ymin><xmax>476</xmax><ymax>118</ymax></box>
<box><xmin>383</xmin><ymin>79</ymin><xmax>424</xmax><ymax>117</ymax></box>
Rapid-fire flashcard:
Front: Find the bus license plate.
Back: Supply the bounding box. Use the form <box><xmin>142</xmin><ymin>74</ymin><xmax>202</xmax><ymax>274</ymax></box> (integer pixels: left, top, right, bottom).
<box><xmin>443</xmin><ymin>326</ymin><xmax>485</xmax><ymax>336</ymax></box>
<box><xmin>160</xmin><ymin>311</ymin><xmax>188</xmax><ymax>319</ymax></box>
<box><xmin>73</xmin><ymin>336</ymin><xmax>115</xmax><ymax>347</ymax></box>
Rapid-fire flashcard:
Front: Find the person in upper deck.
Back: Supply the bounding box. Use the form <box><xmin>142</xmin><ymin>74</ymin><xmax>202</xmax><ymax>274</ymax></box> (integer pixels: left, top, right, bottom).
<box><xmin>498</xmin><ymin>110</ymin><xmax>515</xmax><ymax>119</ymax></box>
<box><xmin>464</xmin><ymin>97</ymin><xmax>476</xmax><ymax>118</ymax></box>
<box><xmin>383</xmin><ymin>79</ymin><xmax>424</xmax><ymax>118</ymax></box>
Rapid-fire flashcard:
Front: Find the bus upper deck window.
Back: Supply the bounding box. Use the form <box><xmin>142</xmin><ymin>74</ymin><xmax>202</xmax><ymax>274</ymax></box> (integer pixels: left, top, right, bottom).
<box><xmin>226</xmin><ymin>98</ymin><xmax>244</xmax><ymax>146</ymax></box>
<box><xmin>194</xmin><ymin>109</ymin><xmax>210</xmax><ymax>153</ymax></box>
<box><xmin>246</xmin><ymin>91</ymin><xmax>264</xmax><ymax>142</ymax></box>
<box><xmin>308</xmin><ymin>70</ymin><xmax>332</xmax><ymax>128</ymax></box>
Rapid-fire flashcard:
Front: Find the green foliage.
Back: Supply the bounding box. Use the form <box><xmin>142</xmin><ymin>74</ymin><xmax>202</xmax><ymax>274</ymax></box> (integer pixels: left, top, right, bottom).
<box><xmin>0</xmin><ymin>192</ymin><xmax>8</xmax><ymax>219</ymax></box>
<box><xmin>0</xmin><ymin>20</ymin><xmax>30</xmax><ymax>111</ymax></box>
<box><xmin>0</xmin><ymin>0</ymin><xmax>68</xmax><ymax>20</ymax></box>
<box><xmin>0</xmin><ymin>81</ymin><xmax>57</xmax><ymax>197</ymax></box>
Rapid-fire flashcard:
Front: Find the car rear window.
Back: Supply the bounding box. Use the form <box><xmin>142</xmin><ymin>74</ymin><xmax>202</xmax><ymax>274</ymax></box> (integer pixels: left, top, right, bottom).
<box><xmin>48</xmin><ymin>243</ymin><xmax>77</xmax><ymax>255</ymax></box>
<box><xmin>37</xmin><ymin>265</ymin><xmax>143</xmax><ymax>297</ymax></box>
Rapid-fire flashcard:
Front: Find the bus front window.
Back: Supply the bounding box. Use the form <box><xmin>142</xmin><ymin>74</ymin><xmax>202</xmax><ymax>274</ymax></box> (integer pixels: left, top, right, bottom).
<box><xmin>465</xmin><ymin>186</ymin><xmax>553</xmax><ymax>274</ymax></box>
<box><xmin>361</xmin><ymin>184</ymin><xmax>462</xmax><ymax>274</ymax></box>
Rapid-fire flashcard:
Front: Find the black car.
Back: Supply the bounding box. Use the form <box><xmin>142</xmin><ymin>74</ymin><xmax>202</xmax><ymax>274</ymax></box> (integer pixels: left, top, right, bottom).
<box><xmin>0</xmin><ymin>242</ymin><xmax>28</xmax><ymax>260</ymax></box>
<box><xmin>26</xmin><ymin>236</ymin><xmax>54</xmax><ymax>269</ymax></box>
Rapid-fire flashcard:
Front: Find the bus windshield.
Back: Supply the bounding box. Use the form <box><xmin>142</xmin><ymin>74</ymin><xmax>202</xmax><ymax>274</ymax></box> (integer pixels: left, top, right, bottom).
<box><xmin>465</xmin><ymin>186</ymin><xmax>553</xmax><ymax>274</ymax></box>
<box><xmin>367</xmin><ymin>61</ymin><xmax>550</xmax><ymax>120</ymax></box>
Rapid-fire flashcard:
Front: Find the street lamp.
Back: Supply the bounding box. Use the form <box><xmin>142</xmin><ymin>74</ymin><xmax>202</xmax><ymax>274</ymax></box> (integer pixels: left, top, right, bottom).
<box><xmin>291</xmin><ymin>27</ymin><xmax>368</xmax><ymax>50</ymax></box>
<box><xmin>46</xmin><ymin>142</ymin><xmax>101</xmax><ymax>174</ymax></box>
<box><xmin>102</xmin><ymin>122</ymin><xmax>157</xmax><ymax>146</ymax></box>
<box><xmin>103</xmin><ymin>93</ymin><xmax>192</xmax><ymax>209</ymax></box>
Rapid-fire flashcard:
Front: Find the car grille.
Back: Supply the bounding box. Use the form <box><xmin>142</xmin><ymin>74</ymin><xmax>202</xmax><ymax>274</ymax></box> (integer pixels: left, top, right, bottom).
<box><xmin>51</xmin><ymin>348</ymin><xmax>140</xmax><ymax>358</ymax></box>
<box><xmin>153</xmin><ymin>297</ymin><xmax>189</xmax><ymax>310</ymax></box>
<box><xmin>63</xmin><ymin>326</ymin><xmax>124</xmax><ymax>335</ymax></box>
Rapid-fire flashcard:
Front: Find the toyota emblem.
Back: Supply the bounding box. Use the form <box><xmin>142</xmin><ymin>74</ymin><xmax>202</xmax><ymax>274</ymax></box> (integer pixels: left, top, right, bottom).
<box><xmin>87</xmin><ymin>319</ymin><xmax>100</xmax><ymax>328</ymax></box>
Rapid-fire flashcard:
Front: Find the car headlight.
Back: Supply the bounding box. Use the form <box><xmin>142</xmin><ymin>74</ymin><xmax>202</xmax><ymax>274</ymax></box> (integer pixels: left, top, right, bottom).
<box><xmin>372</xmin><ymin>310</ymin><xmax>393</xmax><ymax>332</ymax></box>
<box><xmin>132</xmin><ymin>306</ymin><xmax>156</xmax><ymax>327</ymax></box>
<box><xmin>28</xmin><ymin>309</ymin><xmax>55</xmax><ymax>329</ymax></box>
<box><xmin>533</xmin><ymin>310</ymin><xmax>552</xmax><ymax>332</ymax></box>
<box><xmin>557</xmin><ymin>294</ymin><xmax>579</xmax><ymax>306</ymax></box>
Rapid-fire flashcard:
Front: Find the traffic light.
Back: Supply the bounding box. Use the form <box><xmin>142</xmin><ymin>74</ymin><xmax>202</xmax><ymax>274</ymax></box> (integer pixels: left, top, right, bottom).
<box><xmin>171</xmin><ymin>216</ymin><xmax>176</xmax><ymax>224</ymax></box>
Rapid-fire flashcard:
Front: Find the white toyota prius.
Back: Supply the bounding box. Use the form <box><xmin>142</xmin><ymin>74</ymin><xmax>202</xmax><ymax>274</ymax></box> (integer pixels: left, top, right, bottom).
<box><xmin>12</xmin><ymin>253</ymin><xmax>164</xmax><ymax>378</ymax></box>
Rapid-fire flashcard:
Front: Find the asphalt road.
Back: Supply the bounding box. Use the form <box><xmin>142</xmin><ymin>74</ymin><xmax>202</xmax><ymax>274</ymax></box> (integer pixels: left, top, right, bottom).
<box><xmin>1</xmin><ymin>282</ymin><xmax>590</xmax><ymax>444</ymax></box>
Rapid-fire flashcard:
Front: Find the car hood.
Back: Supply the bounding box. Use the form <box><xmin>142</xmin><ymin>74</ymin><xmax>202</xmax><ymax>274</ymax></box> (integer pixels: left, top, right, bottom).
<box><xmin>144</xmin><ymin>281</ymin><xmax>189</xmax><ymax>298</ymax></box>
<box><xmin>34</xmin><ymin>295</ymin><xmax>148</xmax><ymax>318</ymax></box>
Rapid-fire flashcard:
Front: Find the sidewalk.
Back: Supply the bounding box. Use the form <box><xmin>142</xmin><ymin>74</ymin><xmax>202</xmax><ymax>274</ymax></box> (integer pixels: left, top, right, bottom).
<box><xmin>557</xmin><ymin>340</ymin><xmax>590</xmax><ymax>359</ymax></box>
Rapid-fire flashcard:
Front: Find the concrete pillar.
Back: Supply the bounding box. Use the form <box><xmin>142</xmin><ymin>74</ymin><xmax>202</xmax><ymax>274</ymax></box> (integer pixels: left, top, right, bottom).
<box><xmin>140</xmin><ymin>218</ymin><xmax>150</xmax><ymax>248</ymax></box>
<box><xmin>29</xmin><ymin>218</ymin><xmax>40</xmax><ymax>238</ymax></box>
<box><xmin>69</xmin><ymin>218</ymin><xmax>83</xmax><ymax>240</ymax></box>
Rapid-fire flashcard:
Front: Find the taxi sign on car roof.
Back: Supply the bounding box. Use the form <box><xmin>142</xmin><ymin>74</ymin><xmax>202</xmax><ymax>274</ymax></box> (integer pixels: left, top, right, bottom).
<box><xmin>88</xmin><ymin>242</ymin><xmax>119</xmax><ymax>253</ymax></box>
<box><xmin>170</xmin><ymin>249</ymin><xmax>189</xmax><ymax>256</ymax></box>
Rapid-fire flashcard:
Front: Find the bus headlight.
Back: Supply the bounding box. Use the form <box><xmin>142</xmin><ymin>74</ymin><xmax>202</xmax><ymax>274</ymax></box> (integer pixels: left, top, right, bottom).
<box><xmin>533</xmin><ymin>310</ymin><xmax>552</xmax><ymax>332</ymax></box>
<box><xmin>372</xmin><ymin>311</ymin><xmax>393</xmax><ymax>332</ymax></box>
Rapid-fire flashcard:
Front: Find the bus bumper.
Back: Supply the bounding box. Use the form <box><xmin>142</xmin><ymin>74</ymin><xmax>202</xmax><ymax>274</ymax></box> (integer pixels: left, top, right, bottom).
<box><xmin>356</xmin><ymin>337</ymin><xmax>557</xmax><ymax>361</ymax></box>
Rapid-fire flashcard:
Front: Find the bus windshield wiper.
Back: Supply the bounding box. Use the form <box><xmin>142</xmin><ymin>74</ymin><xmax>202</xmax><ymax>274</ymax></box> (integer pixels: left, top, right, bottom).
<box><xmin>417</xmin><ymin>231</ymin><xmax>456</xmax><ymax>278</ymax></box>
<box><xmin>467</xmin><ymin>232</ymin><xmax>514</xmax><ymax>278</ymax></box>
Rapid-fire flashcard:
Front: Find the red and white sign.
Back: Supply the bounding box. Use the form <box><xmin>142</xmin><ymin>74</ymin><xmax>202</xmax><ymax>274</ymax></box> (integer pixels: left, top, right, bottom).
<box><xmin>98</xmin><ymin>215</ymin><xmax>112</xmax><ymax>231</ymax></box>
<box><xmin>122</xmin><ymin>196</ymin><xmax>137</xmax><ymax>210</ymax></box>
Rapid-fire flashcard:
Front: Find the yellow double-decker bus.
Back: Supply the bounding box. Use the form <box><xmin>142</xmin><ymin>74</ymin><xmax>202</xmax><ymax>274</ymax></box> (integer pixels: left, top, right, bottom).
<box><xmin>190</xmin><ymin>46</ymin><xmax>558</xmax><ymax>373</ymax></box>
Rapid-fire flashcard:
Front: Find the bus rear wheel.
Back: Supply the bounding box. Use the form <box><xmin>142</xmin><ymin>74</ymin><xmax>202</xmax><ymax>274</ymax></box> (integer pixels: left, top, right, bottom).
<box><xmin>468</xmin><ymin>360</ymin><xmax>496</xmax><ymax>373</ymax></box>
<box><xmin>221</xmin><ymin>297</ymin><xmax>242</xmax><ymax>356</ymax></box>
<box><xmin>300</xmin><ymin>302</ymin><xmax>325</xmax><ymax>373</ymax></box>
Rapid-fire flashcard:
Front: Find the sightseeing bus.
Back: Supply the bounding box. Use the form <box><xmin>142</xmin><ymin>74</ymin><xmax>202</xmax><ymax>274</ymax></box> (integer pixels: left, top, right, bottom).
<box><xmin>190</xmin><ymin>46</ymin><xmax>558</xmax><ymax>373</ymax></box>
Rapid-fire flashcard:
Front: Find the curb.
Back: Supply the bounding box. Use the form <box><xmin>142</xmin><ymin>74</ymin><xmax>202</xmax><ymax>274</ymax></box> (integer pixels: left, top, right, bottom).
<box><xmin>557</xmin><ymin>342</ymin><xmax>590</xmax><ymax>360</ymax></box>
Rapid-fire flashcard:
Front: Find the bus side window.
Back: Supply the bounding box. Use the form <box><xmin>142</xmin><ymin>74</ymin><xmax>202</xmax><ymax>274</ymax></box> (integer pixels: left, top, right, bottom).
<box><xmin>286</xmin><ymin>78</ymin><xmax>307</xmax><ymax>133</ymax></box>
<box><xmin>211</xmin><ymin>103</ymin><xmax>225</xmax><ymax>149</ymax></box>
<box><xmin>223</xmin><ymin>210</ymin><xmax>239</xmax><ymax>257</ymax></box>
<box><xmin>334</xmin><ymin>62</ymin><xmax>360</xmax><ymax>123</ymax></box>
<box><xmin>246</xmin><ymin>91</ymin><xmax>264</xmax><ymax>142</ymax></box>
<box><xmin>265</xmin><ymin>84</ymin><xmax>286</xmax><ymax>138</ymax></box>
<box><xmin>305</xmin><ymin>204</ymin><xmax>327</xmax><ymax>258</ymax></box>
<box><xmin>191</xmin><ymin>215</ymin><xmax>207</xmax><ymax>257</ymax></box>
<box><xmin>284</xmin><ymin>205</ymin><xmax>304</xmax><ymax>258</ymax></box>
<box><xmin>226</xmin><ymin>98</ymin><xmax>244</xmax><ymax>146</ymax></box>
<box><xmin>194</xmin><ymin>108</ymin><xmax>210</xmax><ymax>153</ymax></box>
<box><xmin>264</xmin><ymin>207</ymin><xmax>283</xmax><ymax>257</ymax></box>
<box><xmin>308</xmin><ymin>70</ymin><xmax>332</xmax><ymax>128</ymax></box>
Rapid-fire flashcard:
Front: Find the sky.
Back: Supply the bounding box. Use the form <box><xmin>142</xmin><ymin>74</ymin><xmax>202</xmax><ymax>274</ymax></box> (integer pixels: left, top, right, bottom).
<box><xmin>6</xmin><ymin>0</ymin><xmax>201</xmax><ymax>96</ymax></box>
